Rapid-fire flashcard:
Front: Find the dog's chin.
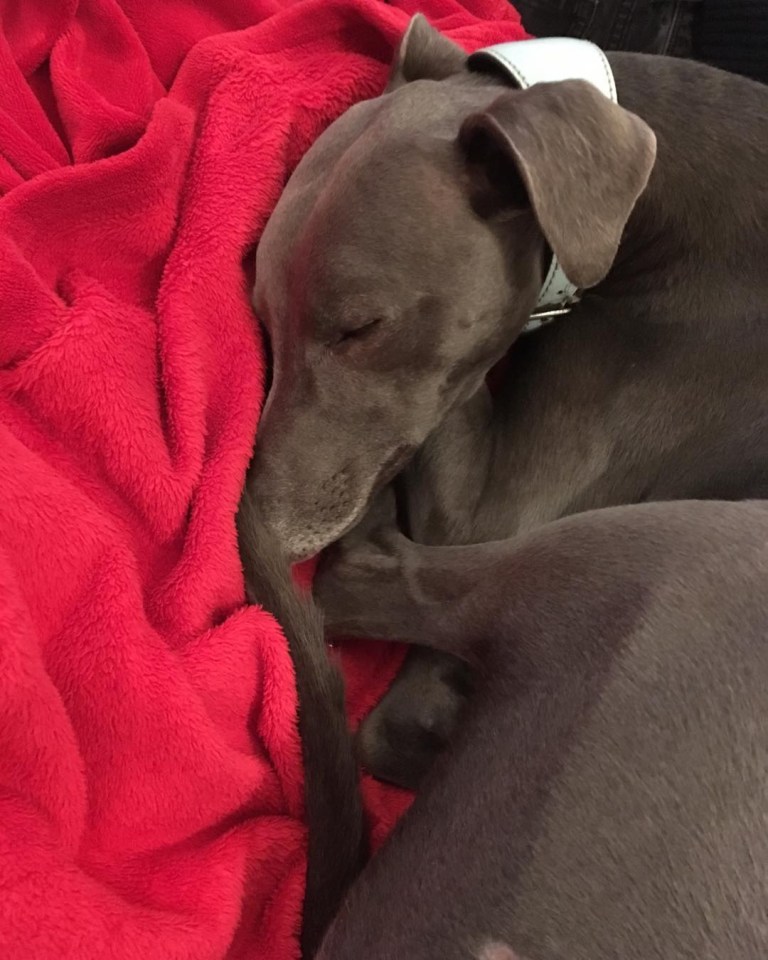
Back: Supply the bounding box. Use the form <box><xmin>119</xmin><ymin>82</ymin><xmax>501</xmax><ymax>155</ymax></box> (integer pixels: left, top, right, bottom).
<box><xmin>280</xmin><ymin>501</ymin><xmax>368</xmax><ymax>564</ymax></box>
<box><xmin>278</xmin><ymin>446</ymin><xmax>415</xmax><ymax>563</ymax></box>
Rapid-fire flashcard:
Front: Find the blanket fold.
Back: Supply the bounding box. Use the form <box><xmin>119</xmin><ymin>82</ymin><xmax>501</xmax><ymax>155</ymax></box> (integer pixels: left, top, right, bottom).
<box><xmin>0</xmin><ymin>1</ymin><xmax>526</xmax><ymax>956</ymax></box>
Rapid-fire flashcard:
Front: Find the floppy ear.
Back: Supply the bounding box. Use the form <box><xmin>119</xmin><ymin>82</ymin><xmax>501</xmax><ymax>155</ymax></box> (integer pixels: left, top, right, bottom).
<box><xmin>458</xmin><ymin>80</ymin><xmax>657</xmax><ymax>289</ymax></box>
<box><xmin>387</xmin><ymin>13</ymin><xmax>466</xmax><ymax>91</ymax></box>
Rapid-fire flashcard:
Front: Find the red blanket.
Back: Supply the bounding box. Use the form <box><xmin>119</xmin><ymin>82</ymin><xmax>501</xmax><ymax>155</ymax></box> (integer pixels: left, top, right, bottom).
<box><xmin>0</xmin><ymin>1</ymin><xmax>526</xmax><ymax>956</ymax></box>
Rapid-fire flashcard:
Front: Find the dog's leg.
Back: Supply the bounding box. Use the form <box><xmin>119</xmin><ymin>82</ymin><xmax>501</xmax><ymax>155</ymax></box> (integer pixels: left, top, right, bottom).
<box><xmin>324</xmin><ymin>391</ymin><xmax>500</xmax><ymax>786</ymax></box>
<box><xmin>316</xmin><ymin>489</ymin><xmax>479</xmax><ymax>785</ymax></box>
<box><xmin>316</xmin><ymin>484</ymin><xmax>499</xmax><ymax>656</ymax></box>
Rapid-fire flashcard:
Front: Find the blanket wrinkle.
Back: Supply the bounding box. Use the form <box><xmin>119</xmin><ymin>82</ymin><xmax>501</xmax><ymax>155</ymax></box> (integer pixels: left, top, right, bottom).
<box><xmin>0</xmin><ymin>0</ymin><xmax>526</xmax><ymax>957</ymax></box>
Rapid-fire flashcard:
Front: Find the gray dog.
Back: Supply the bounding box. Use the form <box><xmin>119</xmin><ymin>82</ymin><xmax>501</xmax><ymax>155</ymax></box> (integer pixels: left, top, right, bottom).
<box><xmin>242</xmin><ymin>14</ymin><xmax>768</xmax><ymax>957</ymax></box>
<box><xmin>249</xmin><ymin>14</ymin><xmax>768</xmax><ymax>788</ymax></box>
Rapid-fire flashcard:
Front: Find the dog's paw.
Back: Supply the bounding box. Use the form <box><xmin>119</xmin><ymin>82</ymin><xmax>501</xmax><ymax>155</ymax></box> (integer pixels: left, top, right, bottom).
<box><xmin>314</xmin><ymin>486</ymin><xmax>409</xmax><ymax>638</ymax></box>
<box><xmin>356</xmin><ymin>649</ymin><xmax>472</xmax><ymax>789</ymax></box>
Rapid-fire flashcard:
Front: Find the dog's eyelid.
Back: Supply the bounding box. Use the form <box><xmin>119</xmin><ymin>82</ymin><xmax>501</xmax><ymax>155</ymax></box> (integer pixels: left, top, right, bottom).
<box><xmin>330</xmin><ymin>315</ymin><xmax>385</xmax><ymax>351</ymax></box>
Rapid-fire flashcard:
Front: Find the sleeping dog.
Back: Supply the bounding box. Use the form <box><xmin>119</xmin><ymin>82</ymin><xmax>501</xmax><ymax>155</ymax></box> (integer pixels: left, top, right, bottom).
<box><xmin>242</xmin><ymin>15</ymin><xmax>768</xmax><ymax>956</ymax></box>
<box><xmin>249</xmin><ymin>15</ymin><xmax>768</xmax><ymax>787</ymax></box>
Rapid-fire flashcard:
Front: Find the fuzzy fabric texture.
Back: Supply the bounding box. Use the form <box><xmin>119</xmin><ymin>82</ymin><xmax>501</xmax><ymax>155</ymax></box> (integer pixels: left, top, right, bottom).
<box><xmin>0</xmin><ymin>1</ymin><xmax>526</xmax><ymax>957</ymax></box>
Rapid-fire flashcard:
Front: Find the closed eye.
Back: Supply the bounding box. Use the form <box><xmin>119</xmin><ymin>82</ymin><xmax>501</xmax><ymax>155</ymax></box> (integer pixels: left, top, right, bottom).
<box><xmin>331</xmin><ymin>316</ymin><xmax>384</xmax><ymax>352</ymax></box>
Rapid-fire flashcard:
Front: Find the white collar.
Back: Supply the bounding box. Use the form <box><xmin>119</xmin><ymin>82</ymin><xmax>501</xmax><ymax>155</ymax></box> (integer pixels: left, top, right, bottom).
<box><xmin>467</xmin><ymin>38</ymin><xmax>617</xmax><ymax>333</ymax></box>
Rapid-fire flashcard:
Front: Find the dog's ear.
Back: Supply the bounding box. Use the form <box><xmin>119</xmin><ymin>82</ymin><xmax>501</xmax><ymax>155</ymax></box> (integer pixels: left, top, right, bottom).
<box><xmin>458</xmin><ymin>80</ymin><xmax>657</xmax><ymax>289</ymax></box>
<box><xmin>387</xmin><ymin>14</ymin><xmax>466</xmax><ymax>91</ymax></box>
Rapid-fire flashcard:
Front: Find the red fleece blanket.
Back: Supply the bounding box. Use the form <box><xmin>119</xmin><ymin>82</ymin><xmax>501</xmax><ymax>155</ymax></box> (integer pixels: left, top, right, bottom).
<box><xmin>0</xmin><ymin>1</ymin><xmax>526</xmax><ymax>956</ymax></box>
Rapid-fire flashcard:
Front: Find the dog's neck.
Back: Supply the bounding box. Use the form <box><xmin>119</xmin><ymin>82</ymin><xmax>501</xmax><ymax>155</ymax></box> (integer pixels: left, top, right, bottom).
<box><xmin>406</xmin><ymin>56</ymin><xmax>768</xmax><ymax>548</ymax></box>
<box><xmin>471</xmin><ymin>44</ymin><xmax>768</xmax><ymax>326</ymax></box>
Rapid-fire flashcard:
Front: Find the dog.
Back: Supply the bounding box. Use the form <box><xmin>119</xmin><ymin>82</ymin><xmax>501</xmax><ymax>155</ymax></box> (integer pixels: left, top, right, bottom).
<box><xmin>247</xmin><ymin>14</ymin><xmax>768</xmax><ymax>789</ymax></box>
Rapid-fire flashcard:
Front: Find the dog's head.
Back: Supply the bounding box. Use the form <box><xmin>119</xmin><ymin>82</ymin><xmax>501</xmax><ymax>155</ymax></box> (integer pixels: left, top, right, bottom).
<box><xmin>250</xmin><ymin>16</ymin><xmax>656</xmax><ymax>560</ymax></box>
